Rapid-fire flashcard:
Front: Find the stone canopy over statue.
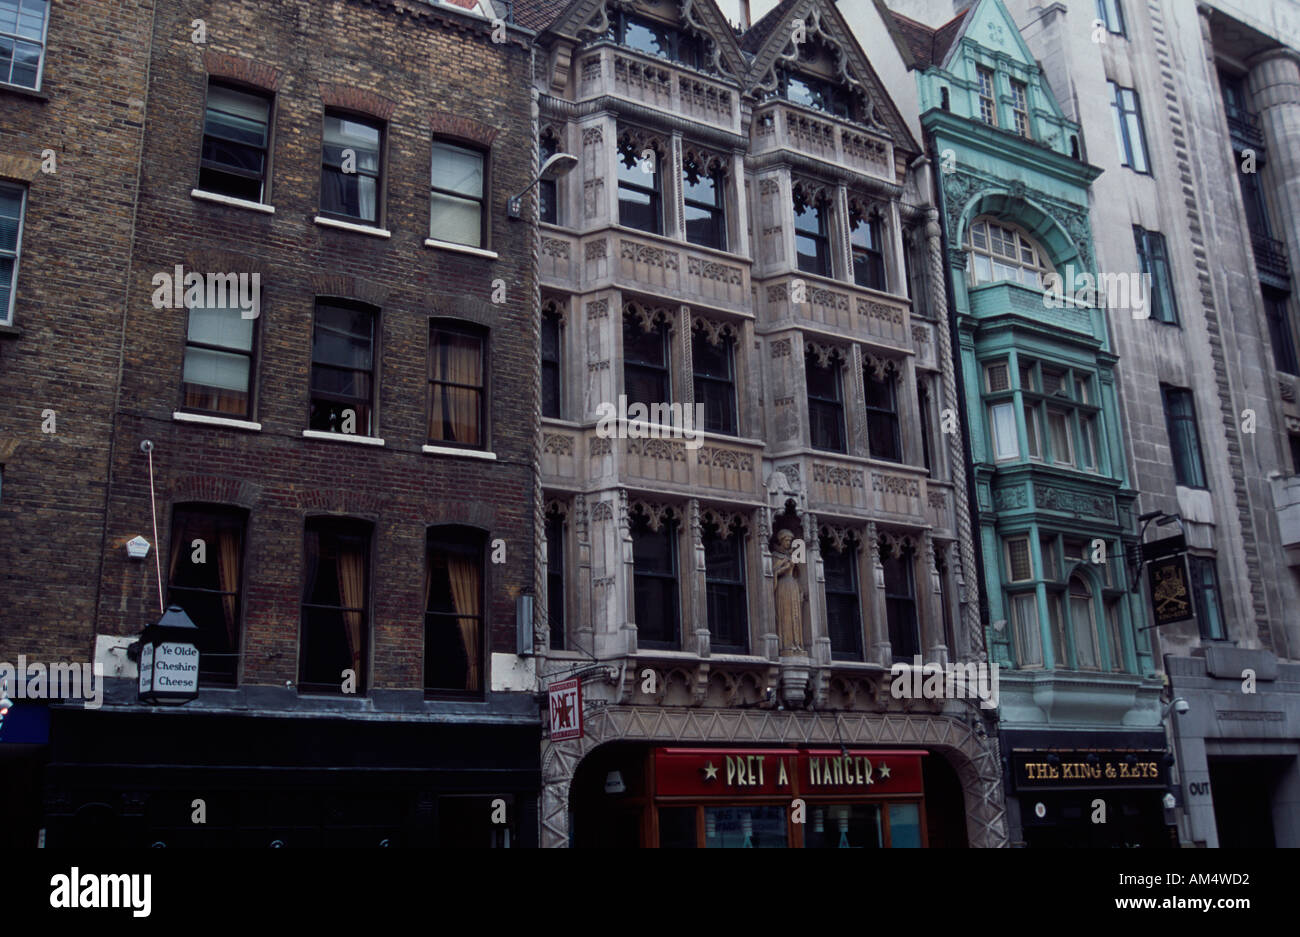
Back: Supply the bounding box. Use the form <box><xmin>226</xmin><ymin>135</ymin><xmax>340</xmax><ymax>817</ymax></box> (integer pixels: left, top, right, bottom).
<box><xmin>771</xmin><ymin>528</ymin><xmax>806</xmax><ymax>655</ymax></box>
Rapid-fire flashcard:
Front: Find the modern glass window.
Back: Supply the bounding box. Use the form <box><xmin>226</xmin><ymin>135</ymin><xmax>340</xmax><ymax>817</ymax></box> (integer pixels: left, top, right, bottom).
<box><xmin>794</xmin><ymin>187</ymin><xmax>832</xmax><ymax>277</ymax></box>
<box><xmin>989</xmin><ymin>402</ymin><xmax>1019</xmax><ymax>461</ymax></box>
<box><xmin>309</xmin><ymin>301</ymin><xmax>375</xmax><ymax>435</ymax></box>
<box><xmin>1188</xmin><ymin>555</ymin><xmax>1226</xmax><ymax>640</ymax></box>
<box><xmin>632</xmin><ymin>509</ymin><xmax>680</xmax><ymax>649</ymax></box>
<box><xmin>806</xmin><ymin>350</ymin><xmax>846</xmax><ymax>453</ymax></box>
<box><xmin>1263</xmin><ymin>289</ymin><xmax>1299</xmax><ymax>375</ymax></box>
<box><xmin>692</xmin><ymin>325</ymin><xmax>737</xmax><ymax>436</ymax></box>
<box><xmin>884</xmin><ymin>551</ymin><xmax>919</xmax><ymax>662</ymax></box>
<box><xmin>1133</xmin><ymin>227</ymin><xmax>1179</xmax><ymax>324</ymax></box>
<box><xmin>822</xmin><ymin>536</ymin><xmax>862</xmax><ymax>660</ymax></box>
<box><xmin>703</xmin><ymin>521</ymin><xmax>747</xmax><ymax>652</ymax></box>
<box><xmin>683</xmin><ymin>154</ymin><xmax>726</xmax><ymax>250</ymax></box>
<box><xmin>301</xmin><ymin>517</ymin><xmax>371</xmax><ymax>693</ymax></box>
<box><xmin>1162</xmin><ymin>386</ymin><xmax>1207</xmax><ymax>488</ymax></box>
<box><xmin>539</xmin><ymin>130</ymin><xmax>558</xmax><ymax>225</ymax></box>
<box><xmin>605</xmin><ymin>10</ymin><xmax>707</xmax><ymax>70</ymax></box>
<box><xmin>1010</xmin><ymin>80</ymin><xmax>1031</xmax><ymax>138</ymax></box>
<box><xmin>0</xmin><ymin>0</ymin><xmax>49</xmax><ymax>90</ymax></box>
<box><xmin>966</xmin><ymin>218</ymin><xmax>1054</xmax><ymax>288</ymax></box>
<box><xmin>181</xmin><ymin>302</ymin><xmax>256</xmax><ymax>418</ymax></box>
<box><xmin>976</xmin><ymin>67</ymin><xmax>997</xmax><ymax>126</ymax></box>
<box><xmin>624</xmin><ymin>314</ymin><xmax>671</xmax><ymax>412</ymax></box>
<box><xmin>1110</xmin><ymin>82</ymin><xmax>1150</xmax><ymax>173</ymax></box>
<box><xmin>618</xmin><ymin>135</ymin><xmax>662</xmax><ymax>234</ymax></box>
<box><xmin>200</xmin><ymin>83</ymin><xmax>272</xmax><ymax>202</ymax></box>
<box><xmin>541</xmin><ymin>307</ymin><xmax>562</xmax><ymax>418</ymax></box>
<box><xmin>321</xmin><ymin>111</ymin><xmax>383</xmax><ymax>223</ymax></box>
<box><xmin>779</xmin><ymin>69</ymin><xmax>852</xmax><ymax>119</ymax></box>
<box><xmin>1010</xmin><ymin>592</ymin><xmax>1042</xmax><ymax>668</ymax></box>
<box><xmin>167</xmin><ymin>505</ymin><xmax>246</xmax><ymax>686</ymax></box>
<box><xmin>849</xmin><ymin>205</ymin><xmax>886</xmax><ymax>291</ymax></box>
<box><xmin>864</xmin><ymin>367</ymin><xmax>902</xmax><ymax>462</ymax></box>
<box><xmin>425</xmin><ymin>527</ymin><xmax>485</xmax><ymax>694</ymax></box>
<box><xmin>1067</xmin><ymin>576</ymin><xmax>1100</xmax><ymax>670</ymax></box>
<box><xmin>430</xmin><ymin>141</ymin><xmax>485</xmax><ymax>248</ymax></box>
<box><xmin>428</xmin><ymin>323</ymin><xmax>485</xmax><ymax>448</ymax></box>
<box><xmin>1096</xmin><ymin>0</ymin><xmax>1126</xmax><ymax>36</ymax></box>
<box><xmin>546</xmin><ymin>511</ymin><xmax>565</xmax><ymax>651</ymax></box>
<box><xmin>0</xmin><ymin>182</ymin><xmax>24</xmax><ymax>326</ymax></box>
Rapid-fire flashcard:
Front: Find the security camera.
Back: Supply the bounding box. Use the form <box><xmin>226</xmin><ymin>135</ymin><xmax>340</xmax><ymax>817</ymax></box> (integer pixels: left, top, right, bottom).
<box><xmin>1174</xmin><ymin>697</ymin><xmax>1190</xmax><ymax>715</ymax></box>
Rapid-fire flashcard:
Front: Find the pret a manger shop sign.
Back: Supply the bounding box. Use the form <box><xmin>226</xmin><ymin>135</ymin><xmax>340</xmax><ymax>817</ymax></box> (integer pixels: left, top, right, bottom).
<box><xmin>654</xmin><ymin>748</ymin><xmax>925</xmax><ymax>797</ymax></box>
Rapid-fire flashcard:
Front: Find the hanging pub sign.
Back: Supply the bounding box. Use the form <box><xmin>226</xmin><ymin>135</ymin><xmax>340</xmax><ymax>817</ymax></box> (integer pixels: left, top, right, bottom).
<box><xmin>548</xmin><ymin>677</ymin><xmax>582</xmax><ymax>741</ymax></box>
<box><xmin>1143</xmin><ymin>536</ymin><xmax>1193</xmax><ymax>626</ymax></box>
<box><xmin>137</xmin><ymin>605</ymin><xmax>201</xmax><ymax>704</ymax></box>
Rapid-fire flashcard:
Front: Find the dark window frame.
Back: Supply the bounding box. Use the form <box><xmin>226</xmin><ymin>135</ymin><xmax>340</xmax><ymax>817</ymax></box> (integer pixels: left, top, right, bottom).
<box><xmin>777</xmin><ymin>67</ymin><xmax>854</xmax><ymax>120</ymax></box>
<box><xmin>429</xmin><ymin>138</ymin><xmax>488</xmax><ymax>249</ymax></box>
<box><xmin>1263</xmin><ymin>288</ymin><xmax>1299</xmax><ymax>375</ymax></box>
<box><xmin>864</xmin><ymin>364</ymin><xmax>903</xmax><ymax>463</ymax></box>
<box><xmin>849</xmin><ymin>203</ymin><xmax>887</xmax><ymax>292</ymax></box>
<box><xmin>623</xmin><ymin>312</ymin><xmax>672</xmax><ymax>412</ymax></box>
<box><xmin>1134</xmin><ymin>226</ymin><xmax>1180</xmax><ymax>325</ymax></box>
<box><xmin>617</xmin><ymin>134</ymin><xmax>664</xmax><ymax>235</ymax></box>
<box><xmin>424</xmin><ymin>525</ymin><xmax>488</xmax><ymax>696</ymax></box>
<box><xmin>604</xmin><ymin>9</ymin><xmax>708</xmax><ymax>71</ymax></box>
<box><xmin>1110</xmin><ymin>82</ymin><xmax>1151</xmax><ymax>174</ymax></box>
<box><xmin>309</xmin><ymin>299</ymin><xmax>378</xmax><ymax>436</ymax></box>
<box><xmin>794</xmin><ymin>186</ymin><xmax>832</xmax><ymax>278</ymax></box>
<box><xmin>682</xmin><ymin>153</ymin><xmax>727</xmax><ymax>250</ymax></box>
<box><xmin>539</xmin><ymin>129</ymin><xmax>559</xmax><ymax>225</ymax></box>
<box><xmin>545</xmin><ymin>509</ymin><xmax>566</xmax><ymax>651</ymax></box>
<box><xmin>822</xmin><ymin>535</ymin><xmax>863</xmax><ymax>661</ymax></box>
<box><xmin>299</xmin><ymin>516</ymin><xmax>372</xmax><ymax>695</ymax></box>
<box><xmin>883</xmin><ymin>547</ymin><xmax>919</xmax><ymax>663</ymax></box>
<box><xmin>541</xmin><ymin>305</ymin><xmax>563</xmax><ymax>419</ymax></box>
<box><xmin>703</xmin><ymin>518</ymin><xmax>748</xmax><ymax>653</ymax></box>
<box><xmin>180</xmin><ymin>299</ymin><xmax>260</xmax><ymax>420</ymax></box>
<box><xmin>1187</xmin><ymin>555</ymin><xmax>1226</xmax><ymax>641</ymax></box>
<box><xmin>166</xmin><ymin>503</ymin><xmax>248</xmax><ymax>687</ymax></box>
<box><xmin>1095</xmin><ymin>0</ymin><xmax>1127</xmax><ymax>36</ymax></box>
<box><xmin>691</xmin><ymin>323</ymin><xmax>738</xmax><ymax>436</ymax></box>
<box><xmin>1162</xmin><ymin>385</ymin><xmax>1208</xmax><ymax>489</ymax></box>
<box><xmin>199</xmin><ymin>80</ymin><xmax>273</xmax><ymax>203</ymax></box>
<box><xmin>806</xmin><ymin>349</ymin><xmax>847</xmax><ymax>453</ymax></box>
<box><xmin>0</xmin><ymin>180</ymin><xmax>25</xmax><ymax>327</ymax></box>
<box><xmin>632</xmin><ymin>508</ymin><xmax>681</xmax><ymax>650</ymax></box>
<box><xmin>320</xmin><ymin>108</ymin><xmax>385</xmax><ymax>225</ymax></box>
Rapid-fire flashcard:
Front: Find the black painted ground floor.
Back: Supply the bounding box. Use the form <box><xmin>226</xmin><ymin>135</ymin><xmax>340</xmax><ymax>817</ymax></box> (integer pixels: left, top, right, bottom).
<box><xmin>4</xmin><ymin>706</ymin><xmax>540</xmax><ymax>848</ymax></box>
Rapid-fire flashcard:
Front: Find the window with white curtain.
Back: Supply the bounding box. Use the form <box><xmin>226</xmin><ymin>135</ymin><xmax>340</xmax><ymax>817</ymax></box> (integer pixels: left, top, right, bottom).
<box><xmin>430</xmin><ymin>141</ymin><xmax>486</xmax><ymax>247</ymax></box>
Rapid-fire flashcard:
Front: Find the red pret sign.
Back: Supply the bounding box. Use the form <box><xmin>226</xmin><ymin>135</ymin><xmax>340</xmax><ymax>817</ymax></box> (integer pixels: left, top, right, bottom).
<box><xmin>654</xmin><ymin>748</ymin><xmax>925</xmax><ymax>797</ymax></box>
<box><xmin>548</xmin><ymin>677</ymin><xmax>582</xmax><ymax>741</ymax></box>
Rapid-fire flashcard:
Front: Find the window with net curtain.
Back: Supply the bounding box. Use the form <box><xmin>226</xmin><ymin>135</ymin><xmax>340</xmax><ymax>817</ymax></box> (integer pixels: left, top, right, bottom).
<box><xmin>965</xmin><ymin>217</ymin><xmax>1054</xmax><ymax>289</ymax></box>
<box><xmin>428</xmin><ymin>322</ymin><xmax>486</xmax><ymax>449</ymax></box>
<box><xmin>200</xmin><ymin>82</ymin><xmax>272</xmax><ymax>203</ymax></box>
<box><xmin>182</xmin><ymin>302</ymin><xmax>256</xmax><ymax>418</ymax></box>
<box><xmin>425</xmin><ymin>527</ymin><xmax>485</xmax><ymax>694</ymax></box>
<box><xmin>300</xmin><ymin>517</ymin><xmax>371</xmax><ymax>693</ymax></box>
<box><xmin>321</xmin><ymin>111</ymin><xmax>382</xmax><ymax>223</ymax></box>
<box><xmin>167</xmin><ymin>505</ymin><xmax>246</xmax><ymax>686</ymax></box>
<box><xmin>430</xmin><ymin>140</ymin><xmax>485</xmax><ymax>248</ymax></box>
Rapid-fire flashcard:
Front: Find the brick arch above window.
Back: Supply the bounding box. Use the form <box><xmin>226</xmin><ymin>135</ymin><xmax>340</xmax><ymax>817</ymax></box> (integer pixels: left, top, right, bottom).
<box><xmin>203</xmin><ymin>51</ymin><xmax>281</xmax><ymax>91</ymax></box>
<box><xmin>425</xmin><ymin>500</ymin><xmax>498</xmax><ymax>530</ymax></box>
<box><xmin>168</xmin><ymin>475</ymin><xmax>262</xmax><ymax>510</ymax></box>
<box><xmin>295</xmin><ymin>488</ymin><xmax>389</xmax><ymax>518</ymax></box>
<box><xmin>310</xmin><ymin>273</ymin><xmax>389</xmax><ymax>309</ymax></box>
<box><xmin>429</xmin><ymin>111</ymin><xmax>500</xmax><ymax>147</ymax></box>
<box><xmin>426</xmin><ymin>294</ymin><xmax>500</xmax><ymax>329</ymax></box>
<box><xmin>184</xmin><ymin>247</ymin><xmax>270</xmax><ymax>277</ymax></box>
<box><xmin>0</xmin><ymin>153</ymin><xmax>41</xmax><ymax>182</ymax></box>
<box><xmin>318</xmin><ymin>83</ymin><xmax>397</xmax><ymax>121</ymax></box>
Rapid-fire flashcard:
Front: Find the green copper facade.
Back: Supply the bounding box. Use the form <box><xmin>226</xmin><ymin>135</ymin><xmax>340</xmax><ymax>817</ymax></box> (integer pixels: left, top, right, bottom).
<box><xmin>912</xmin><ymin>0</ymin><xmax>1166</xmax><ymax>845</ymax></box>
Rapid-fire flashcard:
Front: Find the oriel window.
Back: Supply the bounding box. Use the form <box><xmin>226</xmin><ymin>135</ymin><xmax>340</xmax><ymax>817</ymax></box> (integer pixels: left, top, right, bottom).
<box><xmin>624</xmin><ymin>312</ymin><xmax>671</xmax><ymax>413</ymax></box>
<box><xmin>692</xmin><ymin>323</ymin><xmax>738</xmax><ymax>436</ymax></box>
<box><xmin>794</xmin><ymin>186</ymin><xmax>831</xmax><ymax>277</ymax></box>
<box><xmin>822</xmin><ymin>535</ymin><xmax>862</xmax><ymax>661</ymax></box>
<box><xmin>618</xmin><ymin>135</ymin><xmax>662</xmax><ymax>235</ymax></box>
<box><xmin>683</xmin><ymin>154</ymin><xmax>726</xmax><ymax>250</ymax></box>
<box><xmin>632</xmin><ymin>507</ymin><xmax>680</xmax><ymax>649</ymax></box>
<box><xmin>703</xmin><ymin>517</ymin><xmax>748</xmax><ymax>652</ymax></box>
<box><xmin>864</xmin><ymin>364</ymin><xmax>903</xmax><ymax>463</ymax></box>
<box><xmin>806</xmin><ymin>348</ymin><xmax>846</xmax><ymax>453</ymax></box>
<box><xmin>849</xmin><ymin>205</ymin><xmax>887</xmax><ymax>291</ymax></box>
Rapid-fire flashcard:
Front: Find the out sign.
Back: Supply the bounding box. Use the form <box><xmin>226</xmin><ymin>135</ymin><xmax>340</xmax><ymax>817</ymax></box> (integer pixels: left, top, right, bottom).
<box><xmin>548</xmin><ymin>676</ymin><xmax>582</xmax><ymax>741</ymax></box>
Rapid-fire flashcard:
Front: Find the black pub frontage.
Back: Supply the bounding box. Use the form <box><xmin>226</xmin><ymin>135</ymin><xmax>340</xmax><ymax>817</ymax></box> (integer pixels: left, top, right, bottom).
<box><xmin>41</xmin><ymin>698</ymin><xmax>540</xmax><ymax>848</ymax></box>
<box><xmin>1001</xmin><ymin>729</ymin><xmax>1176</xmax><ymax>847</ymax></box>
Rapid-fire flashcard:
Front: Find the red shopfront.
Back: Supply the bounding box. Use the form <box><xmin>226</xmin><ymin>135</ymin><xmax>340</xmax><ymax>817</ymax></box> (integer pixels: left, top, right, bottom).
<box><xmin>571</xmin><ymin>745</ymin><xmax>931</xmax><ymax>847</ymax></box>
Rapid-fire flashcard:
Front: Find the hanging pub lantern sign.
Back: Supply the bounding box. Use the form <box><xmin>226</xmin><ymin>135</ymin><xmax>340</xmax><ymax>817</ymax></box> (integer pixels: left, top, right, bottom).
<box><xmin>137</xmin><ymin>605</ymin><xmax>201</xmax><ymax>704</ymax></box>
<box><xmin>1142</xmin><ymin>535</ymin><xmax>1194</xmax><ymax>627</ymax></box>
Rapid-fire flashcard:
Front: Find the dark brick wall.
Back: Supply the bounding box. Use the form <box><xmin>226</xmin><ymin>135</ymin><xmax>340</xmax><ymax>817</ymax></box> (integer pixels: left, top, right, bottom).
<box><xmin>94</xmin><ymin>0</ymin><xmax>539</xmax><ymax>696</ymax></box>
<box><xmin>0</xmin><ymin>2</ymin><xmax>155</xmax><ymax>662</ymax></box>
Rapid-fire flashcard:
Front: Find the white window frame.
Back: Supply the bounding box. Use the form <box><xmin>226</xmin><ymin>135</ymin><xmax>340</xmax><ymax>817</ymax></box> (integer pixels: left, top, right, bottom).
<box><xmin>1005</xmin><ymin>536</ymin><xmax>1033</xmax><ymax>582</ymax></box>
<box><xmin>0</xmin><ymin>181</ymin><xmax>26</xmax><ymax>327</ymax></box>
<box><xmin>966</xmin><ymin>217</ymin><xmax>1054</xmax><ymax>288</ymax></box>
<box><xmin>0</xmin><ymin>0</ymin><xmax>51</xmax><ymax>92</ymax></box>
<box><xmin>989</xmin><ymin>401</ymin><xmax>1019</xmax><ymax>461</ymax></box>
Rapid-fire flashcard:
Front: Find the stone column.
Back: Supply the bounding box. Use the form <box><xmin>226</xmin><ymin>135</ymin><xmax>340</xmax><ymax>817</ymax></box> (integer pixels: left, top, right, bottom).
<box><xmin>865</xmin><ymin>522</ymin><xmax>891</xmax><ymax>665</ymax></box>
<box><xmin>687</xmin><ymin>497</ymin><xmax>710</xmax><ymax>656</ymax></box>
<box><xmin>1247</xmin><ymin>48</ymin><xmax>1300</xmax><ymax>286</ymax></box>
<box><xmin>923</xmin><ymin>531</ymin><xmax>949</xmax><ymax>664</ymax></box>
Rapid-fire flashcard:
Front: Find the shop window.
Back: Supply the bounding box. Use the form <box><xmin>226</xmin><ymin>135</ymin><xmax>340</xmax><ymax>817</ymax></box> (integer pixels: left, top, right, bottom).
<box><xmin>167</xmin><ymin>505</ymin><xmax>246</xmax><ymax>685</ymax></box>
<box><xmin>425</xmin><ymin>527</ymin><xmax>485</xmax><ymax>694</ymax></box>
<box><xmin>632</xmin><ymin>505</ymin><xmax>680</xmax><ymax>649</ymax></box>
<box><xmin>429</xmin><ymin>322</ymin><xmax>486</xmax><ymax>449</ymax></box>
<box><xmin>300</xmin><ymin>517</ymin><xmax>371</xmax><ymax>693</ymax></box>
<box><xmin>704</xmin><ymin>806</ymin><xmax>788</xmax><ymax>848</ymax></box>
<box><xmin>805</xmin><ymin>805</ymin><xmax>882</xmax><ymax>848</ymax></box>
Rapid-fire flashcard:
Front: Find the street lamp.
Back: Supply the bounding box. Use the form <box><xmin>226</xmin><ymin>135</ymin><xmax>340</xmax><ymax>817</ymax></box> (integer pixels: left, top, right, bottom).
<box><xmin>507</xmin><ymin>152</ymin><xmax>578</xmax><ymax>219</ymax></box>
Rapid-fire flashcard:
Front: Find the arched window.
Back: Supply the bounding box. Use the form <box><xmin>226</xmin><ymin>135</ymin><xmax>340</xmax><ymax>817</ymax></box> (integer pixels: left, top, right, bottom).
<box><xmin>1067</xmin><ymin>574</ymin><xmax>1100</xmax><ymax>670</ymax></box>
<box><xmin>965</xmin><ymin>217</ymin><xmax>1054</xmax><ymax>288</ymax></box>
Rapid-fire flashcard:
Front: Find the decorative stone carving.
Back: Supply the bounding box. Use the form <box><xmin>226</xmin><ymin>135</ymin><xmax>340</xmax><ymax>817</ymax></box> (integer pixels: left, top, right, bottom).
<box><xmin>871</xmin><ymin>473</ymin><xmax>920</xmax><ymax>497</ymax></box>
<box><xmin>813</xmin><ymin>463</ymin><xmax>865</xmax><ymax>488</ymax></box>
<box><xmin>1034</xmin><ymin>485</ymin><xmax>1114</xmax><ymax>520</ymax></box>
<box><xmin>627</xmin><ymin>438</ymin><xmax>686</xmax><ymax>462</ymax></box>
<box><xmin>992</xmin><ymin>486</ymin><xmax>1027</xmax><ymax>511</ymax></box>
<box><xmin>542</xmin><ymin>433</ymin><xmax>573</xmax><ymax>455</ymax></box>
<box><xmin>589</xmin><ymin>437</ymin><xmax>612</xmax><ymax>456</ymax></box>
<box><xmin>686</xmin><ymin>256</ymin><xmax>743</xmax><ymax>284</ymax></box>
<box><xmin>620</xmin><ymin>240</ymin><xmax>679</xmax><ymax>270</ymax></box>
<box><xmin>769</xmin><ymin>338</ymin><xmax>792</xmax><ymax>358</ymax></box>
<box><xmin>771</xmin><ymin>529</ymin><xmax>806</xmax><ymax>655</ymax></box>
<box><xmin>585</xmin><ymin>240</ymin><xmax>607</xmax><ymax>260</ymax></box>
<box><xmin>590</xmin><ymin>500</ymin><xmax>613</xmax><ymax>522</ymax></box>
<box><xmin>697</xmin><ymin>447</ymin><xmax>753</xmax><ymax>470</ymax></box>
<box><xmin>542</xmin><ymin>238</ymin><xmax>570</xmax><ymax>258</ymax></box>
<box><xmin>585</xmin><ymin>299</ymin><xmax>609</xmax><ymax>318</ymax></box>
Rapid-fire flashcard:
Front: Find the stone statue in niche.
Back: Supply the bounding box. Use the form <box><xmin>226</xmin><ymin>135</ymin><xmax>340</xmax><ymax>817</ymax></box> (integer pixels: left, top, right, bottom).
<box><xmin>772</xmin><ymin>529</ymin><xmax>806</xmax><ymax>655</ymax></box>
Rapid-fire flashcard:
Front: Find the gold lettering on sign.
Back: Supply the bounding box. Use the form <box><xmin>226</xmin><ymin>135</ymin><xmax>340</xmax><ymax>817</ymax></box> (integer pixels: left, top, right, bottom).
<box><xmin>809</xmin><ymin>758</ymin><xmax>820</xmax><ymax>786</ymax></box>
<box><xmin>726</xmin><ymin>756</ymin><xmax>737</xmax><ymax>786</ymax></box>
<box><xmin>756</xmin><ymin>756</ymin><xmax>765</xmax><ymax>786</ymax></box>
<box><xmin>778</xmin><ymin>759</ymin><xmax>789</xmax><ymax>787</ymax></box>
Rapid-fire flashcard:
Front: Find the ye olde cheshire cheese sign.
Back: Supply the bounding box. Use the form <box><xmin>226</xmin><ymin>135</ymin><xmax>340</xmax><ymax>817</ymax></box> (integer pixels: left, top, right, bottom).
<box><xmin>654</xmin><ymin>748</ymin><xmax>925</xmax><ymax>797</ymax></box>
